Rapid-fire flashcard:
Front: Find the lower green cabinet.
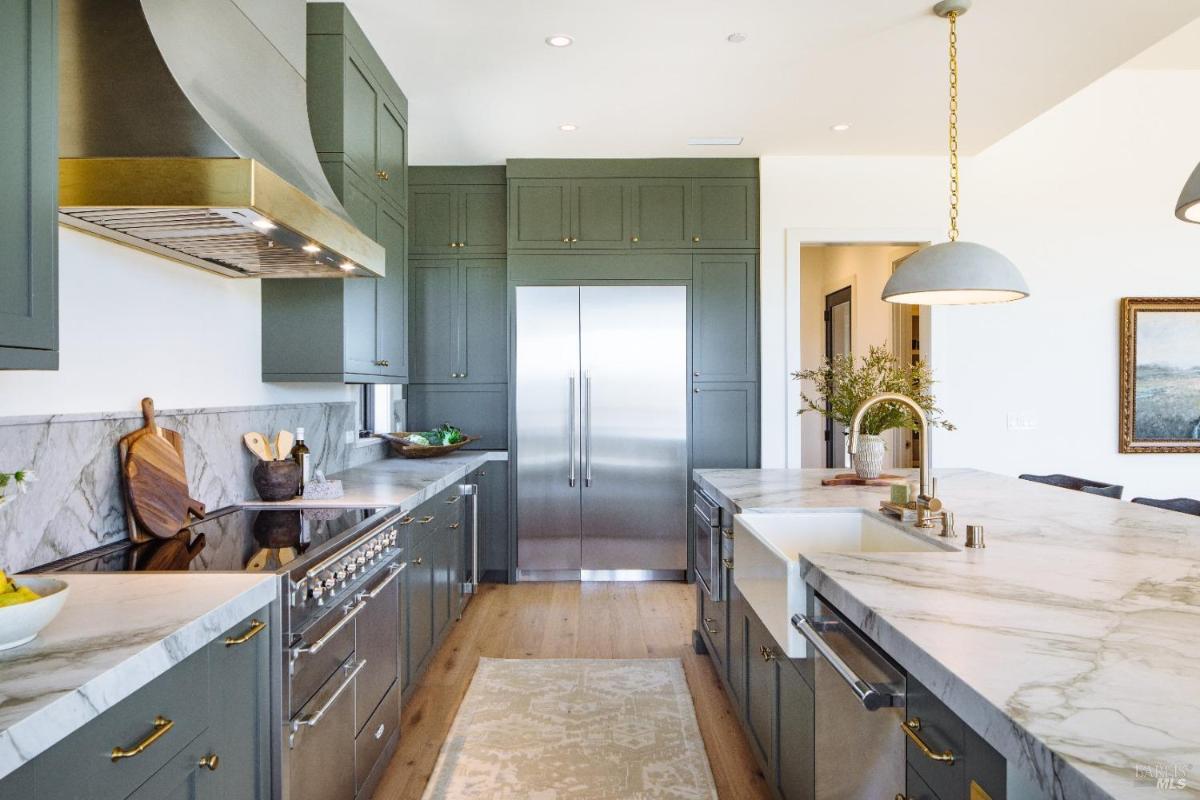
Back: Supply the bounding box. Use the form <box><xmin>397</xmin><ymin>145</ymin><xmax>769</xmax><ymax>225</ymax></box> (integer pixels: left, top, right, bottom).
<box><xmin>744</xmin><ymin>609</ymin><xmax>776</xmax><ymax>768</ymax></box>
<box><xmin>124</xmin><ymin>733</ymin><xmax>220</xmax><ymax>800</ymax></box>
<box><xmin>406</xmin><ymin>531</ymin><xmax>436</xmax><ymax>683</ymax></box>
<box><xmin>208</xmin><ymin>613</ymin><xmax>271</xmax><ymax>799</ymax></box>
<box><xmin>727</xmin><ymin>582</ymin><xmax>746</xmax><ymax>714</ymax></box>
<box><xmin>776</xmin><ymin>658</ymin><xmax>815</xmax><ymax>800</ymax></box>
<box><xmin>692</xmin><ymin>383</ymin><xmax>759</xmax><ymax>469</ymax></box>
<box><xmin>477</xmin><ymin>463</ymin><xmax>510</xmax><ymax>582</ymax></box>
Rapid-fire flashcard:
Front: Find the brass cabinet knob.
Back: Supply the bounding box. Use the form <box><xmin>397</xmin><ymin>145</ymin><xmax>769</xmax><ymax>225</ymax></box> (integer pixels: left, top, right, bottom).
<box><xmin>449</xmin><ymin>522</ymin><xmax>461</xmax><ymax>529</ymax></box>
<box><xmin>722</xmin><ymin>557</ymin><xmax>734</xmax><ymax>570</ymax></box>
<box><xmin>198</xmin><ymin>754</ymin><xmax>220</xmax><ymax>771</ymax></box>
<box><xmin>570</xmin><ymin>237</ymin><xmax>578</xmax><ymax>243</ymax></box>
<box><xmin>692</xmin><ymin>235</ymin><xmax>701</xmax><ymax>243</ymax></box>
<box><xmin>561</xmin><ymin>236</ymin><xmax>570</xmax><ymax>243</ymax></box>
<box><xmin>631</xmin><ymin>235</ymin><xmax>639</xmax><ymax>243</ymax></box>
<box><xmin>760</xmin><ymin>644</ymin><xmax>776</xmax><ymax>662</ymax></box>
<box><xmin>693</xmin><ymin>371</ymin><xmax>701</xmax><ymax>377</ymax></box>
<box><xmin>375</xmin><ymin>359</ymin><xmax>390</xmax><ymax>367</ymax></box>
<box><xmin>412</xmin><ymin>557</ymin><xmax>424</xmax><ymax>565</ymax></box>
<box><xmin>399</xmin><ymin>516</ymin><xmax>415</xmax><ymax>525</ymax></box>
<box><xmin>459</xmin><ymin>242</ymin><xmax>466</xmax><ymax>248</ymax></box>
<box><xmin>419</xmin><ymin>516</ymin><xmax>435</xmax><ymax>523</ymax></box>
<box><xmin>376</xmin><ymin>170</ymin><xmax>389</xmax><ymax>180</ymax></box>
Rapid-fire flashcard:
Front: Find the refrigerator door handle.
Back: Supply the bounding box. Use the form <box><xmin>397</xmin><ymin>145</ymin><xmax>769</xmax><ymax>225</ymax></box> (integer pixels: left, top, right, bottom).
<box><xmin>568</xmin><ymin>376</ymin><xmax>578</xmax><ymax>487</ymax></box>
<box><xmin>584</xmin><ymin>370</ymin><xmax>593</xmax><ymax>487</ymax></box>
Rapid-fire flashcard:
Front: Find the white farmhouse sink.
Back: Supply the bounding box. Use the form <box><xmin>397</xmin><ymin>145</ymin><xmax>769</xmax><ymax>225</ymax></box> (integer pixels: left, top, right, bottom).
<box><xmin>734</xmin><ymin>509</ymin><xmax>953</xmax><ymax>656</ymax></box>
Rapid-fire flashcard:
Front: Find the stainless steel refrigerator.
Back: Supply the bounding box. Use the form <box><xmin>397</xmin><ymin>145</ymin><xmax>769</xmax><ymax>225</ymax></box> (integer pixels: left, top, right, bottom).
<box><xmin>515</xmin><ymin>285</ymin><xmax>688</xmax><ymax>581</ymax></box>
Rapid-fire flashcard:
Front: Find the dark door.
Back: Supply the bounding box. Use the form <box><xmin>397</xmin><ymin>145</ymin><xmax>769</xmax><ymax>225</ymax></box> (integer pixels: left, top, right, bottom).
<box><xmin>824</xmin><ymin>287</ymin><xmax>852</xmax><ymax>468</ymax></box>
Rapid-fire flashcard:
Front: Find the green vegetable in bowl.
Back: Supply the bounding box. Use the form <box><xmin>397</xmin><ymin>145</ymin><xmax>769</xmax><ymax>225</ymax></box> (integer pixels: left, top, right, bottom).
<box><xmin>405</xmin><ymin>433</ymin><xmax>431</xmax><ymax>446</ymax></box>
<box><xmin>435</xmin><ymin>423</ymin><xmax>465</xmax><ymax>445</ymax></box>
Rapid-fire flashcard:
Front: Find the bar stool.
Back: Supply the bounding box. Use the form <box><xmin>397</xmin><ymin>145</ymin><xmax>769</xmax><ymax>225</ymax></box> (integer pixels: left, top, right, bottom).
<box><xmin>1018</xmin><ymin>473</ymin><xmax>1124</xmax><ymax>499</ymax></box>
<box><xmin>1131</xmin><ymin>497</ymin><xmax>1200</xmax><ymax>517</ymax></box>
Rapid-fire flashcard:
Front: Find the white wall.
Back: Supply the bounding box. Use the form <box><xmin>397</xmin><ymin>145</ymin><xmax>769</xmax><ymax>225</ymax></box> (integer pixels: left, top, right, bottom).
<box><xmin>762</xmin><ymin>68</ymin><xmax>1200</xmax><ymax>499</ymax></box>
<box><xmin>0</xmin><ymin>229</ymin><xmax>356</xmax><ymax>417</ymax></box>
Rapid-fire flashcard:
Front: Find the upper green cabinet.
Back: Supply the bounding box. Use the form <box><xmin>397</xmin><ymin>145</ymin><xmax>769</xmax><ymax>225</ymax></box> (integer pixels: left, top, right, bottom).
<box><xmin>411</xmin><ymin>184</ymin><xmax>506</xmax><ymax>255</ymax></box>
<box><xmin>410</xmin><ymin>258</ymin><xmax>506</xmax><ymax>383</ymax></box>
<box><xmin>0</xmin><ymin>0</ymin><xmax>57</xmax><ymax>370</ymax></box>
<box><xmin>506</xmin><ymin>163</ymin><xmax>758</xmax><ymax>251</ymax></box>
<box><xmin>262</xmin><ymin>3</ymin><xmax>409</xmax><ymax>383</ymax></box>
<box><xmin>693</xmin><ymin>254</ymin><xmax>758</xmax><ymax>382</ymax></box>
<box><xmin>307</xmin><ymin>3</ymin><xmax>408</xmax><ymax>212</ymax></box>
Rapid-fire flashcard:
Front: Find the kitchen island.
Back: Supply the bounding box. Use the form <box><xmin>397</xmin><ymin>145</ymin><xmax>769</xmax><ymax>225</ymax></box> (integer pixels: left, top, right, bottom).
<box><xmin>696</xmin><ymin>467</ymin><xmax>1200</xmax><ymax>800</ymax></box>
<box><xmin>0</xmin><ymin>573</ymin><xmax>275</xmax><ymax>781</ymax></box>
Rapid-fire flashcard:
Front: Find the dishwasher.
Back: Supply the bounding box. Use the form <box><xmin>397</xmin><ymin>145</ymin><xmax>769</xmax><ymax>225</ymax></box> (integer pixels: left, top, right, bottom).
<box><xmin>792</xmin><ymin>595</ymin><xmax>906</xmax><ymax>798</ymax></box>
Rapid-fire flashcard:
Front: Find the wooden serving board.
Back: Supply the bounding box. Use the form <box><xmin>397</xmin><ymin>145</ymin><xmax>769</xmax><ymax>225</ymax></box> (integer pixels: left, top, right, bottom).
<box><xmin>820</xmin><ymin>472</ymin><xmax>906</xmax><ymax>487</ymax></box>
<box><xmin>119</xmin><ymin>398</ymin><xmax>205</xmax><ymax>542</ymax></box>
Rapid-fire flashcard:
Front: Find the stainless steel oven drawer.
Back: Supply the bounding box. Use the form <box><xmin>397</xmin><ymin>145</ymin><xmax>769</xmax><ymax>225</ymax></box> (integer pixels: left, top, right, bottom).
<box><xmin>289</xmin><ymin>654</ymin><xmax>361</xmax><ymax>800</ymax></box>
<box><xmin>355</xmin><ymin>680</ymin><xmax>400</xmax><ymax>793</ymax></box>
<box><xmin>290</xmin><ymin>613</ymin><xmax>356</xmax><ymax>718</ymax></box>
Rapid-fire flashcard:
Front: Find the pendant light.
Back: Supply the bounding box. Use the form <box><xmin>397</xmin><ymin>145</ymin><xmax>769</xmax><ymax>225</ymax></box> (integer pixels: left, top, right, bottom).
<box><xmin>882</xmin><ymin>0</ymin><xmax>1029</xmax><ymax>305</ymax></box>
<box><xmin>1176</xmin><ymin>166</ymin><xmax>1200</xmax><ymax>222</ymax></box>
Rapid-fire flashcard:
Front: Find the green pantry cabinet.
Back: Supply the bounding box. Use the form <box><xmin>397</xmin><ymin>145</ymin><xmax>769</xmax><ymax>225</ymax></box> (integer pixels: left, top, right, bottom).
<box><xmin>4</xmin><ymin>609</ymin><xmax>271</xmax><ymax>799</ymax></box>
<box><xmin>407</xmin><ymin>167</ymin><xmax>509</xmax><ymax>451</ymax></box>
<box><xmin>262</xmin><ymin>3</ymin><xmax>410</xmax><ymax>383</ymax></box>
<box><xmin>0</xmin><ymin>0</ymin><xmax>57</xmax><ymax>370</ymax></box>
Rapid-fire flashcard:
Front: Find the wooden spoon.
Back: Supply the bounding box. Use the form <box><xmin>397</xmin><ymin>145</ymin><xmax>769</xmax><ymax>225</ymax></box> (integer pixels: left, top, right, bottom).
<box><xmin>243</xmin><ymin>432</ymin><xmax>273</xmax><ymax>461</ymax></box>
<box><xmin>274</xmin><ymin>430</ymin><xmax>295</xmax><ymax>461</ymax></box>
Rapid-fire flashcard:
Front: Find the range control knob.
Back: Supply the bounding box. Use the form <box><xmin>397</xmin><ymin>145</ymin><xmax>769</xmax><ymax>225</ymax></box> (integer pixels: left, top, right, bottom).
<box><xmin>322</xmin><ymin>575</ymin><xmax>336</xmax><ymax>590</ymax></box>
<box><xmin>311</xmin><ymin>584</ymin><xmax>324</xmax><ymax>601</ymax></box>
<box><xmin>356</xmin><ymin>554</ymin><xmax>367</xmax><ymax>567</ymax></box>
<box><xmin>346</xmin><ymin>560</ymin><xmax>358</xmax><ymax>575</ymax></box>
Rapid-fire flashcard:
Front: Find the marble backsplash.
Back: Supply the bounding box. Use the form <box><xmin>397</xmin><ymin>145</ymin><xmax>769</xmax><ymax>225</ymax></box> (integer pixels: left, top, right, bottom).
<box><xmin>0</xmin><ymin>402</ymin><xmax>387</xmax><ymax>573</ymax></box>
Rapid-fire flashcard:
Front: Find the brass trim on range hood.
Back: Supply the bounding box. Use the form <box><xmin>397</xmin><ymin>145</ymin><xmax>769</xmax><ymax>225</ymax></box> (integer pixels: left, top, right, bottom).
<box><xmin>59</xmin><ymin>158</ymin><xmax>384</xmax><ymax>279</ymax></box>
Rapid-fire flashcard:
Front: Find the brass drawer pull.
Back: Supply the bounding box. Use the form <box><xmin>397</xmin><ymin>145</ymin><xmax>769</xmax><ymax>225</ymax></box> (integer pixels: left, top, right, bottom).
<box><xmin>722</xmin><ymin>558</ymin><xmax>734</xmax><ymax>570</ymax></box>
<box><xmin>901</xmin><ymin>718</ymin><xmax>955</xmax><ymax>765</ymax></box>
<box><xmin>198</xmin><ymin>754</ymin><xmax>219</xmax><ymax>771</ymax></box>
<box><xmin>702</xmin><ymin>617</ymin><xmax>719</xmax><ymax>636</ymax></box>
<box><xmin>449</xmin><ymin>522</ymin><xmax>461</xmax><ymax>529</ymax></box>
<box><xmin>399</xmin><ymin>516</ymin><xmax>415</xmax><ymax>525</ymax></box>
<box><xmin>419</xmin><ymin>515</ymin><xmax>435</xmax><ymax>523</ymax></box>
<box><xmin>412</xmin><ymin>557</ymin><xmax>424</xmax><ymax>565</ymax></box>
<box><xmin>721</xmin><ymin>527</ymin><xmax>734</xmax><ymax>539</ymax></box>
<box><xmin>446</xmin><ymin>495</ymin><xmax>461</xmax><ymax>504</ymax></box>
<box><xmin>111</xmin><ymin>716</ymin><xmax>174</xmax><ymax>761</ymax></box>
<box><xmin>224</xmin><ymin>619</ymin><xmax>266</xmax><ymax>647</ymax></box>
<box><xmin>759</xmin><ymin>644</ymin><xmax>776</xmax><ymax>662</ymax></box>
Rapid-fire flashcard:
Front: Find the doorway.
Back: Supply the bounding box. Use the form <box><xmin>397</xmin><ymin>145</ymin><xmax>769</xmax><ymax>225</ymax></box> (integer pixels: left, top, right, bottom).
<box><xmin>823</xmin><ymin>287</ymin><xmax>851</xmax><ymax>468</ymax></box>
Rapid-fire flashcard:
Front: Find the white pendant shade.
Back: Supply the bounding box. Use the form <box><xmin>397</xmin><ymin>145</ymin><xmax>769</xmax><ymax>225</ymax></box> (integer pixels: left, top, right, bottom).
<box><xmin>1176</xmin><ymin>162</ymin><xmax>1200</xmax><ymax>222</ymax></box>
<box><xmin>882</xmin><ymin>241</ymin><xmax>1030</xmax><ymax>305</ymax></box>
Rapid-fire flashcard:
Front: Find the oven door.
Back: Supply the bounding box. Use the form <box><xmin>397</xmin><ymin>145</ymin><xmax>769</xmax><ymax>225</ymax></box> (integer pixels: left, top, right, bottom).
<box><xmin>288</xmin><ymin>653</ymin><xmax>364</xmax><ymax>800</ymax></box>
<box><xmin>693</xmin><ymin>490</ymin><xmax>722</xmax><ymax>601</ymax></box>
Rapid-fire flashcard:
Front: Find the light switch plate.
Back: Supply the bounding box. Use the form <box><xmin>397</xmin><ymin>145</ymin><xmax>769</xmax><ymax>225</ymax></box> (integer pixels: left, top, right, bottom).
<box><xmin>1006</xmin><ymin>412</ymin><xmax>1039</xmax><ymax>431</ymax></box>
<box><xmin>344</xmin><ymin>430</ymin><xmax>355</xmax><ymax>444</ymax></box>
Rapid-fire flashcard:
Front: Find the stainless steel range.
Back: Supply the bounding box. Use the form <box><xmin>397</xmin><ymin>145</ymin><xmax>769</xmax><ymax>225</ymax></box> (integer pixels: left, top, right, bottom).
<box><xmin>38</xmin><ymin>503</ymin><xmax>411</xmax><ymax>800</ymax></box>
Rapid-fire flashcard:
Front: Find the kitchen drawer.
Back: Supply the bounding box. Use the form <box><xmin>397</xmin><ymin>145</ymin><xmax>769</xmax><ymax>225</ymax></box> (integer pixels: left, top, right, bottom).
<box><xmin>905</xmin><ymin>676</ymin><xmax>966</xmax><ymax>799</ymax></box>
<box><xmin>124</xmin><ymin>730</ymin><xmax>220</xmax><ymax>800</ymax></box>
<box><xmin>290</xmin><ymin>615</ymin><xmax>356</xmax><ymax>718</ymax></box>
<box><xmin>355</xmin><ymin>557</ymin><xmax>403</xmax><ymax>734</ymax></box>
<box><xmin>289</xmin><ymin>655</ymin><xmax>359</xmax><ymax>800</ymax></box>
<box><xmin>35</xmin><ymin>647</ymin><xmax>210</xmax><ymax>800</ymax></box>
<box><xmin>355</xmin><ymin>681</ymin><xmax>400</xmax><ymax>793</ymax></box>
<box><xmin>698</xmin><ymin>583</ymin><xmax>726</xmax><ymax>671</ymax></box>
<box><xmin>208</xmin><ymin>610</ymin><xmax>270</xmax><ymax>800</ymax></box>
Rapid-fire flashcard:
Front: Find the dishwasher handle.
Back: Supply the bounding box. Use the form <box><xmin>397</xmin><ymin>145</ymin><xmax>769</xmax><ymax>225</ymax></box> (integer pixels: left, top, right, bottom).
<box><xmin>792</xmin><ymin>614</ymin><xmax>902</xmax><ymax>711</ymax></box>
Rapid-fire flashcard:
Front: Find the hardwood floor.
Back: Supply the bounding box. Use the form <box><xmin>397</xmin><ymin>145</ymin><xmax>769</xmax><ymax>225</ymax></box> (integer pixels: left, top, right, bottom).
<box><xmin>372</xmin><ymin>581</ymin><xmax>772</xmax><ymax>800</ymax></box>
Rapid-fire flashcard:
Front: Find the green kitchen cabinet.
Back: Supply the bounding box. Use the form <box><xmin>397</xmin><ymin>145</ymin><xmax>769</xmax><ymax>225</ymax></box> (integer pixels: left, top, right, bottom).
<box><xmin>207</xmin><ymin>613</ymin><xmax>271</xmax><ymax>800</ymax></box>
<box><xmin>307</xmin><ymin>3</ymin><xmax>407</xmax><ymax>211</ymax></box>
<box><xmin>744</xmin><ymin>609</ymin><xmax>777</xmax><ymax>770</ymax></box>
<box><xmin>630</xmin><ymin>179</ymin><xmax>691</xmax><ymax>249</ymax></box>
<box><xmin>776</xmin><ymin>656</ymin><xmax>816</xmax><ymax>800</ymax></box>
<box><xmin>727</xmin><ymin>582</ymin><xmax>747</xmax><ymax>715</ymax></box>
<box><xmin>406</xmin><ymin>531</ymin><xmax>436</xmax><ymax>684</ymax></box>
<box><xmin>411</xmin><ymin>184</ymin><xmax>506</xmax><ymax>255</ymax></box>
<box><xmin>477</xmin><ymin>462</ymin><xmax>510</xmax><ymax>581</ymax></box>
<box><xmin>406</xmin><ymin>384</ymin><xmax>508</xmax><ymax>450</ymax></box>
<box><xmin>692</xmin><ymin>178</ymin><xmax>758</xmax><ymax>248</ymax></box>
<box><xmin>693</xmin><ymin>254</ymin><xmax>758</xmax><ymax>382</ymax></box>
<box><xmin>123</xmin><ymin>733</ymin><xmax>220</xmax><ymax>800</ymax></box>
<box><xmin>0</xmin><ymin>0</ymin><xmax>57</xmax><ymax>370</ymax></box>
<box><xmin>508</xmin><ymin>178</ymin><xmax>631</xmax><ymax>250</ymax></box>
<box><xmin>692</xmin><ymin>383</ymin><xmax>759</xmax><ymax>469</ymax></box>
<box><xmin>409</xmin><ymin>258</ymin><xmax>506</xmax><ymax>384</ymax></box>
<box><xmin>262</xmin><ymin>183</ymin><xmax>408</xmax><ymax>383</ymax></box>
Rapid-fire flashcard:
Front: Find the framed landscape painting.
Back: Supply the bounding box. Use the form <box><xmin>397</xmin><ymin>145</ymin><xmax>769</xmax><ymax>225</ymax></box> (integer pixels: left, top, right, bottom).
<box><xmin>1120</xmin><ymin>297</ymin><xmax>1200</xmax><ymax>453</ymax></box>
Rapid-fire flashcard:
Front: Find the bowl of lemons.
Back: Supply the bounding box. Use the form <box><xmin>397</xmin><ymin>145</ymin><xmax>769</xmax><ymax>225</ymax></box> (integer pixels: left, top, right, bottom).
<box><xmin>0</xmin><ymin>571</ymin><xmax>70</xmax><ymax>651</ymax></box>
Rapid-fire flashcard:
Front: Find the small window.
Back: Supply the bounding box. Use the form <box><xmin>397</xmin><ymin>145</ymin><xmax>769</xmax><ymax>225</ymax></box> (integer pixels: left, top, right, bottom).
<box><xmin>359</xmin><ymin>384</ymin><xmax>396</xmax><ymax>438</ymax></box>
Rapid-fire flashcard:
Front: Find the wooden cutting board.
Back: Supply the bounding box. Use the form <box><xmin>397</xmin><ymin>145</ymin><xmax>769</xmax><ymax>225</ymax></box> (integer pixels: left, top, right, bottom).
<box><xmin>119</xmin><ymin>398</ymin><xmax>205</xmax><ymax>542</ymax></box>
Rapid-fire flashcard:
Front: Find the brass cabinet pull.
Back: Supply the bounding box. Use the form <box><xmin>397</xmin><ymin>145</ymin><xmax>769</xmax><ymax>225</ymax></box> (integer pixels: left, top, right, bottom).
<box><xmin>759</xmin><ymin>644</ymin><xmax>776</xmax><ymax>662</ymax></box>
<box><xmin>399</xmin><ymin>516</ymin><xmax>415</xmax><ymax>525</ymax></box>
<box><xmin>198</xmin><ymin>754</ymin><xmax>219</xmax><ymax>771</ymax></box>
<box><xmin>449</xmin><ymin>522</ymin><xmax>461</xmax><ymax>529</ymax></box>
<box><xmin>224</xmin><ymin>619</ymin><xmax>266</xmax><ymax>647</ymax></box>
<box><xmin>446</xmin><ymin>495</ymin><xmax>461</xmax><ymax>504</ymax></box>
<box><xmin>721</xmin><ymin>527</ymin><xmax>734</xmax><ymax>539</ymax></box>
<box><xmin>412</xmin><ymin>557</ymin><xmax>424</xmax><ymax>565</ymax></box>
<box><xmin>702</xmin><ymin>617</ymin><xmax>718</xmax><ymax>635</ymax></box>
<box><xmin>901</xmin><ymin>718</ymin><xmax>955</xmax><ymax>765</ymax></box>
<box><xmin>375</xmin><ymin>170</ymin><xmax>389</xmax><ymax>181</ymax></box>
<box><xmin>374</xmin><ymin>359</ymin><xmax>390</xmax><ymax>367</ymax></box>
<box><xmin>722</xmin><ymin>558</ymin><xmax>734</xmax><ymax>570</ymax></box>
<box><xmin>111</xmin><ymin>716</ymin><xmax>174</xmax><ymax>761</ymax></box>
<box><xmin>692</xmin><ymin>235</ymin><xmax>701</xmax><ymax>243</ymax></box>
<box><xmin>419</xmin><ymin>515</ymin><xmax>435</xmax><ymax>523</ymax></box>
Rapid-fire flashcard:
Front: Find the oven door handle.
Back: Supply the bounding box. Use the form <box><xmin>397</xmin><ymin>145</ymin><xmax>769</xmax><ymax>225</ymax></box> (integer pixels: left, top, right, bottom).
<box><xmin>791</xmin><ymin>614</ymin><xmax>902</xmax><ymax>711</ymax></box>
<box><xmin>293</xmin><ymin>658</ymin><xmax>366</xmax><ymax>730</ymax></box>
<box><xmin>362</xmin><ymin>560</ymin><xmax>406</xmax><ymax>600</ymax></box>
<box><xmin>294</xmin><ymin>599</ymin><xmax>366</xmax><ymax>656</ymax></box>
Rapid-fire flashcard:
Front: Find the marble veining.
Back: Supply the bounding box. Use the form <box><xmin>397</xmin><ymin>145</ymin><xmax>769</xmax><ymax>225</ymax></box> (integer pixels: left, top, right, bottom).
<box><xmin>0</xmin><ymin>573</ymin><xmax>276</xmax><ymax>780</ymax></box>
<box><xmin>0</xmin><ymin>402</ymin><xmax>386</xmax><ymax>573</ymax></box>
<box><xmin>252</xmin><ymin>450</ymin><xmax>508</xmax><ymax>511</ymax></box>
<box><xmin>696</xmin><ymin>467</ymin><xmax>1200</xmax><ymax>799</ymax></box>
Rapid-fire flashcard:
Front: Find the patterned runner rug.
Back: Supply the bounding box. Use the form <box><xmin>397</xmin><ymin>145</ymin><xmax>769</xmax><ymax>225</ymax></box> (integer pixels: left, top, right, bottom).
<box><xmin>421</xmin><ymin>658</ymin><xmax>719</xmax><ymax>799</ymax></box>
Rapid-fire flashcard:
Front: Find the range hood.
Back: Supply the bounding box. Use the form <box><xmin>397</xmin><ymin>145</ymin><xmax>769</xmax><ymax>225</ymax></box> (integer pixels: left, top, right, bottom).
<box><xmin>57</xmin><ymin>0</ymin><xmax>384</xmax><ymax>279</ymax></box>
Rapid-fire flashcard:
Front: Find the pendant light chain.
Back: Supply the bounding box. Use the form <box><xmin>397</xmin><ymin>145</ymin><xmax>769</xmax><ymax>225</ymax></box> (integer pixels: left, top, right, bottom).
<box><xmin>947</xmin><ymin>10</ymin><xmax>960</xmax><ymax>242</ymax></box>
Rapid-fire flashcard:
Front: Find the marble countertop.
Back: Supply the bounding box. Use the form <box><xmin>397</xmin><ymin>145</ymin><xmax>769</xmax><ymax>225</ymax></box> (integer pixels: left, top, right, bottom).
<box><xmin>695</xmin><ymin>467</ymin><xmax>1200</xmax><ymax>800</ymax></box>
<box><xmin>0</xmin><ymin>573</ymin><xmax>275</xmax><ymax>781</ymax></box>
<box><xmin>249</xmin><ymin>450</ymin><xmax>507</xmax><ymax>510</ymax></box>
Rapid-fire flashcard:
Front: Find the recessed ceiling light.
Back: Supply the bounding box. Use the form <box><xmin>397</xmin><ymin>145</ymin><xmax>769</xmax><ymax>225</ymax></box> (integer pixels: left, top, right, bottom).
<box><xmin>830</xmin><ymin>123</ymin><xmax>852</xmax><ymax>132</ymax></box>
<box><xmin>251</xmin><ymin>218</ymin><xmax>276</xmax><ymax>231</ymax></box>
<box><xmin>559</xmin><ymin>123</ymin><xmax>578</xmax><ymax>132</ymax></box>
<box><xmin>726</xmin><ymin>33</ymin><xmax>747</xmax><ymax>43</ymax></box>
<box><xmin>688</xmin><ymin>137</ymin><xmax>743</xmax><ymax>146</ymax></box>
<box><xmin>545</xmin><ymin>34</ymin><xmax>573</xmax><ymax>47</ymax></box>
<box><xmin>302</xmin><ymin>243</ymin><xmax>321</xmax><ymax>254</ymax></box>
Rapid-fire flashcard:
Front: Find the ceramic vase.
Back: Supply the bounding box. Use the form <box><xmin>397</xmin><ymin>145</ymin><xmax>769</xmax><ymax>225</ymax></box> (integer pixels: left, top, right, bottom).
<box><xmin>853</xmin><ymin>434</ymin><xmax>887</xmax><ymax>480</ymax></box>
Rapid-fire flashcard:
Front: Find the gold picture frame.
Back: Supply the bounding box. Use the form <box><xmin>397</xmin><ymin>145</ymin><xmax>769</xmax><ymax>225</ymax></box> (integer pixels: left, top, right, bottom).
<box><xmin>1119</xmin><ymin>297</ymin><xmax>1200</xmax><ymax>453</ymax></box>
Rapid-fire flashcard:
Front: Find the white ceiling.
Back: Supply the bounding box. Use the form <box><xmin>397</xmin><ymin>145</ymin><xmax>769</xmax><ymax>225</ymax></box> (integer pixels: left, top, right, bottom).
<box><xmin>336</xmin><ymin>0</ymin><xmax>1200</xmax><ymax>164</ymax></box>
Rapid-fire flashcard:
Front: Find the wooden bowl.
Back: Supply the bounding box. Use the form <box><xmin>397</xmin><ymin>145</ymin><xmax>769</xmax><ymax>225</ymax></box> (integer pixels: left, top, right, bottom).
<box><xmin>381</xmin><ymin>432</ymin><xmax>479</xmax><ymax>459</ymax></box>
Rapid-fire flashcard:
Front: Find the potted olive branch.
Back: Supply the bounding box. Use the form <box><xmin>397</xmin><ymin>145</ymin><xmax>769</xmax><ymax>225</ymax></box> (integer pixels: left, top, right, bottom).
<box><xmin>793</xmin><ymin>345</ymin><xmax>954</xmax><ymax>479</ymax></box>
